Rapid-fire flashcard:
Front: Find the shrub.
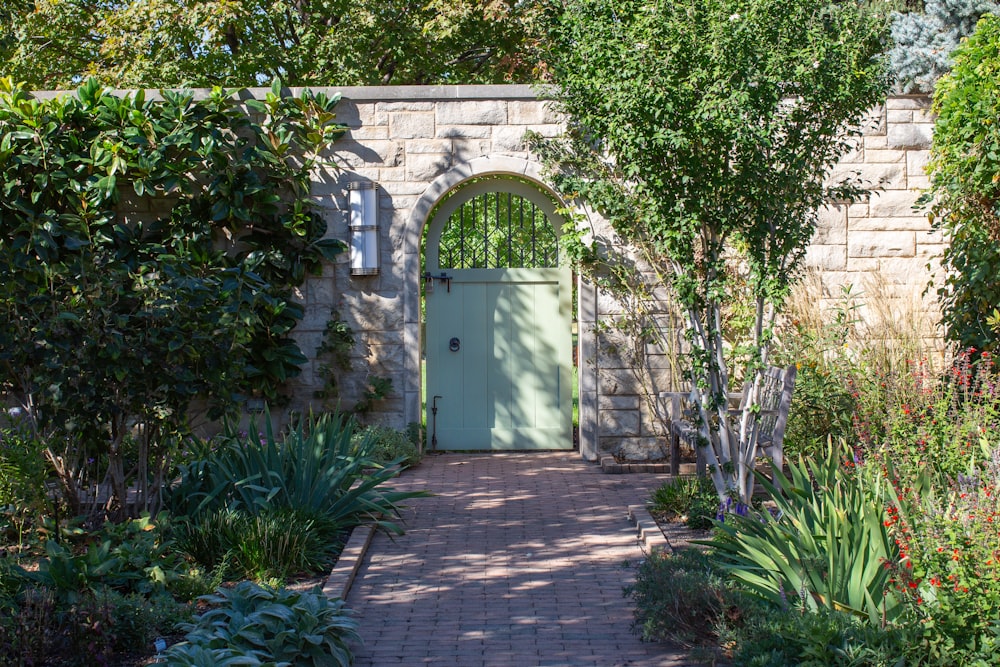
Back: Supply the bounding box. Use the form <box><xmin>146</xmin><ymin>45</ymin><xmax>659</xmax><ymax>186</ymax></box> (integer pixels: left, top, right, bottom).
<box><xmin>625</xmin><ymin>548</ymin><xmax>749</xmax><ymax>649</ymax></box>
<box><xmin>708</xmin><ymin>440</ymin><xmax>901</xmax><ymax>625</ymax></box>
<box><xmin>882</xmin><ymin>445</ymin><xmax>1000</xmax><ymax>665</ymax></box>
<box><xmin>166</xmin><ymin>411</ymin><xmax>426</xmax><ymax>534</ymax></box>
<box><xmin>165</xmin><ymin>581</ymin><xmax>359</xmax><ymax>667</ymax></box>
<box><xmin>0</xmin><ymin>586</ymin><xmax>192</xmax><ymax>666</ymax></box>
<box><xmin>725</xmin><ymin>605</ymin><xmax>910</xmax><ymax>667</ymax></box>
<box><xmin>648</xmin><ymin>476</ymin><xmax>718</xmax><ymax>530</ymax></box>
<box><xmin>925</xmin><ymin>13</ymin><xmax>1000</xmax><ymax>354</ymax></box>
<box><xmin>353</xmin><ymin>422</ymin><xmax>422</xmax><ymax>467</ymax></box>
<box><xmin>175</xmin><ymin>506</ymin><xmax>344</xmax><ymax>582</ymax></box>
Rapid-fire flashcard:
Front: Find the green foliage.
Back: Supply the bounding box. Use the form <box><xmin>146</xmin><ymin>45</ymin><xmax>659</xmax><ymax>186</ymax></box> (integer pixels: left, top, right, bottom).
<box><xmin>167</xmin><ymin>411</ymin><xmax>425</xmax><ymax>535</ymax></box>
<box><xmin>882</xmin><ymin>445</ymin><xmax>1000</xmax><ymax>665</ymax></box>
<box><xmin>708</xmin><ymin>441</ymin><xmax>901</xmax><ymax>625</ymax></box>
<box><xmin>534</xmin><ymin>0</ymin><xmax>891</xmax><ymax>504</ymax></box>
<box><xmin>165</xmin><ymin>581</ymin><xmax>359</xmax><ymax>667</ymax></box>
<box><xmin>18</xmin><ymin>514</ymin><xmax>210</xmax><ymax>604</ymax></box>
<box><xmin>648</xmin><ymin>476</ymin><xmax>719</xmax><ymax>530</ymax></box>
<box><xmin>0</xmin><ymin>586</ymin><xmax>193</xmax><ymax>666</ymax></box>
<box><xmin>0</xmin><ymin>0</ymin><xmax>555</xmax><ymax>89</ymax></box>
<box><xmin>725</xmin><ymin>605</ymin><xmax>910</xmax><ymax>667</ymax></box>
<box><xmin>0</xmin><ymin>416</ymin><xmax>51</xmax><ymax>551</ymax></box>
<box><xmin>625</xmin><ymin>548</ymin><xmax>750</xmax><ymax>649</ymax></box>
<box><xmin>314</xmin><ymin>309</ymin><xmax>357</xmax><ymax>403</ymax></box>
<box><xmin>0</xmin><ymin>77</ymin><xmax>348</xmax><ymax>518</ymax></box>
<box><xmin>926</xmin><ymin>14</ymin><xmax>1000</xmax><ymax>354</ymax></box>
<box><xmin>353</xmin><ymin>423</ymin><xmax>422</xmax><ymax>467</ymax></box>
<box><xmin>174</xmin><ymin>506</ymin><xmax>343</xmax><ymax>582</ymax></box>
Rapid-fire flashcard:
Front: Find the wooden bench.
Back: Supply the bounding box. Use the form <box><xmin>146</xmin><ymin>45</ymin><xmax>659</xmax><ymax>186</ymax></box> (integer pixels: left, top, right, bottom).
<box><xmin>659</xmin><ymin>364</ymin><xmax>797</xmax><ymax>477</ymax></box>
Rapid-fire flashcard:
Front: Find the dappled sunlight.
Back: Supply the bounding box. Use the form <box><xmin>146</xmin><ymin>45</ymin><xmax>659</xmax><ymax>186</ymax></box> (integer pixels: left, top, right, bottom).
<box><xmin>346</xmin><ymin>453</ymin><xmax>687</xmax><ymax>666</ymax></box>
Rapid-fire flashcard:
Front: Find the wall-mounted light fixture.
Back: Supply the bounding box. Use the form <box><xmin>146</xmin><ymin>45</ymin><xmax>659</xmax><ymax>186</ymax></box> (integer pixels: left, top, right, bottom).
<box><xmin>348</xmin><ymin>181</ymin><xmax>379</xmax><ymax>276</ymax></box>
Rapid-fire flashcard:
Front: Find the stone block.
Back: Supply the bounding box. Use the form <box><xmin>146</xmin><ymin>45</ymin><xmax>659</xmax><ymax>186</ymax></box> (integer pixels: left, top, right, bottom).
<box><xmin>864</xmin><ymin>149</ymin><xmax>906</xmax><ymax>164</ymax></box>
<box><xmin>405</xmin><ymin>139</ymin><xmax>452</xmax><ymax>154</ymax></box>
<box><xmin>850</xmin><ymin>216</ymin><xmax>930</xmax><ymax>232</ymax></box>
<box><xmin>886</xmin><ymin>96</ymin><xmax>932</xmax><ymax>111</ymax></box>
<box><xmin>306</xmin><ymin>277</ymin><xmax>337</xmax><ymax>309</ymax></box>
<box><xmin>916</xmin><ymin>242</ymin><xmax>947</xmax><ymax>259</ymax></box>
<box><xmin>859</xmin><ymin>106</ymin><xmax>886</xmax><ymax>136</ymax></box>
<box><xmin>375</xmin><ymin>101</ymin><xmax>435</xmax><ymax>112</ymax></box>
<box><xmin>492</xmin><ymin>126</ymin><xmax>530</xmax><ymax>151</ymax></box>
<box><xmin>599</xmin><ymin>394</ymin><xmax>641</xmax><ymax>411</ymax></box>
<box><xmin>436</xmin><ymin>100</ymin><xmax>507</xmax><ymax>125</ymax></box>
<box><xmin>608</xmin><ymin>437</ymin><xmax>670</xmax><ymax>461</ymax></box>
<box><xmin>509</xmin><ymin>100</ymin><xmax>563</xmax><ymax>125</ymax></box>
<box><xmin>804</xmin><ymin>244</ymin><xmax>847</xmax><ymax>271</ymax></box>
<box><xmin>848</xmin><ymin>202</ymin><xmax>870</xmax><ymax>218</ymax></box>
<box><xmin>437</xmin><ymin>124</ymin><xmax>493</xmax><ymax>139</ymax></box>
<box><xmin>452</xmin><ymin>139</ymin><xmax>493</xmax><ymax>163</ymax></box>
<box><xmin>332</xmin><ymin>140</ymin><xmax>404</xmax><ymax>168</ymax></box>
<box><xmin>864</xmin><ymin>135</ymin><xmax>889</xmax><ymax>150</ymax></box>
<box><xmin>848</xmin><ymin>231</ymin><xmax>915</xmax><ymax>258</ymax></box>
<box><xmin>887</xmin><ymin>109</ymin><xmax>913</xmax><ymax>124</ymax></box>
<box><xmin>907</xmin><ymin>150</ymin><xmax>930</xmax><ymax>178</ymax></box>
<box><xmin>888</xmin><ymin>122</ymin><xmax>932</xmax><ymax>150</ymax></box>
<box><xmin>812</xmin><ymin>223</ymin><xmax>846</xmax><ymax>245</ymax></box>
<box><xmin>599</xmin><ymin>368</ymin><xmax>645</xmax><ymax>395</ymax></box>
<box><xmin>869</xmin><ymin>190</ymin><xmax>924</xmax><ymax>218</ymax></box>
<box><xmin>406</xmin><ymin>154</ymin><xmax>451</xmax><ymax>182</ymax></box>
<box><xmin>599</xmin><ymin>409</ymin><xmax>641</xmax><ymax>437</ymax></box>
<box><xmin>366</xmin><ymin>344</ymin><xmax>406</xmax><ymax>373</ymax></box>
<box><xmin>389</xmin><ymin>112</ymin><xmax>435</xmax><ymax>140</ymax></box>
<box><xmin>832</xmin><ymin>163</ymin><xmax>906</xmax><ymax>190</ymax></box>
<box><xmin>349</xmin><ymin>125</ymin><xmax>390</xmax><ymax>140</ymax></box>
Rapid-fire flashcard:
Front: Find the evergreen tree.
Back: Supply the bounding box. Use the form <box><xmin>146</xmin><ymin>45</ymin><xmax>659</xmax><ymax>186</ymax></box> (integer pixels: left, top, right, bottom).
<box><xmin>890</xmin><ymin>0</ymin><xmax>999</xmax><ymax>93</ymax></box>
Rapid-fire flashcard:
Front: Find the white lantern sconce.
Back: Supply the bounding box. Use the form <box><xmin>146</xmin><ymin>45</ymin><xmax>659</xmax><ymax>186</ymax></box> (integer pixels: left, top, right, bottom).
<box><xmin>348</xmin><ymin>181</ymin><xmax>379</xmax><ymax>276</ymax></box>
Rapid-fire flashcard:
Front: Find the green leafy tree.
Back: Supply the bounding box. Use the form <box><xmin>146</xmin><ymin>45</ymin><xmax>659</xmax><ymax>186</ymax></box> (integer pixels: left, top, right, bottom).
<box><xmin>533</xmin><ymin>0</ymin><xmax>889</xmax><ymax>503</ymax></box>
<box><xmin>0</xmin><ymin>0</ymin><xmax>555</xmax><ymax>89</ymax></box>
<box><xmin>0</xmin><ymin>78</ymin><xmax>347</xmax><ymax>518</ymax></box>
<box><xmin>925</xmin><ymin>14</ymin><xmax>1000</xmax><ymax>353</ymax></box>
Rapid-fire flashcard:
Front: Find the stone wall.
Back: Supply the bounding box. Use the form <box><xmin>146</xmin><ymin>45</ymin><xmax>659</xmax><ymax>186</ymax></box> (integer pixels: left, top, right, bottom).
<box><xmin>282</xmin><ymin>86</ymin><xmax>564</xmax><ymax>433</ymax></box>
<box><xmin>809</xmin><ymin>96</ymin><xmax>938</xmax><ymax>302</ymax></box>
<box><xmin>32</xmin><ymin>85</ymin><xmax>939</xmax><ymax>462</ymax></box>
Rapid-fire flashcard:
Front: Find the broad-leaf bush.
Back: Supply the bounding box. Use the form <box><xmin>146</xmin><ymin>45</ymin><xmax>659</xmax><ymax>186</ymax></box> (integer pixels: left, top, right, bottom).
<box><xmin>0</xmin><ymin>77</ymin><xmax>348</xmax><ymax>519</ymax></box>
<box><xmin>925</xmin><ymin>13</ymin><xmax>1000</xmax><ymax>354</ymax></box>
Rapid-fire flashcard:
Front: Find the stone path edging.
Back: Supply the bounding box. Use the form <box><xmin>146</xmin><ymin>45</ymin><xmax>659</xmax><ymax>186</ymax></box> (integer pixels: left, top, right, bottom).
<box><xmin>322</xmin><ymin>523</ymin><xmax>378</xmax><ymax>600</ymax></box>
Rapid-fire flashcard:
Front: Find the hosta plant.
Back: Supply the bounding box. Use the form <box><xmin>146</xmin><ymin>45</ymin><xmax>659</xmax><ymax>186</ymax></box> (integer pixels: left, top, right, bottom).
<box><xmin>165</xmin><ymin>581</ymin><xmax>359</xmax><ymax>667</ymax></box>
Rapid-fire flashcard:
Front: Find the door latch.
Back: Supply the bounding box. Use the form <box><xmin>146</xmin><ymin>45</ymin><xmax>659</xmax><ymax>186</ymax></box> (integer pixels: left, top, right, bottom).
<box><xmin>449</xmin><ymin>337</ymin><xmax>461</xmax><ymax>352</ymax></box>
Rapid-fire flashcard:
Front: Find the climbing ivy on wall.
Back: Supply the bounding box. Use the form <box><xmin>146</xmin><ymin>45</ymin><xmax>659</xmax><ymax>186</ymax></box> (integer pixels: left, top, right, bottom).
<box><xmin>0</xmin><ymin>78</ymin><xmax>347</xmax><ymax>517</ymax></box>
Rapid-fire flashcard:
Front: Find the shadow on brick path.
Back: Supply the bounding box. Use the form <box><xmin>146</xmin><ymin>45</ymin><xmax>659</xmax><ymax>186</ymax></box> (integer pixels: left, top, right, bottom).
<box><xmin>346</xmin><ymin>452</ymin><xmax>704</xmax><ymax>666</ymax></box>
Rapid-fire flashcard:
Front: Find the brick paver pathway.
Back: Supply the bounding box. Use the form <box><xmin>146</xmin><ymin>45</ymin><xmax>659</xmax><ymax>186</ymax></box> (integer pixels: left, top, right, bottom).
<box><xmin>346</xmin><ymin>452</ymin><xmax>696</xmax><ymax>666</ymax></box>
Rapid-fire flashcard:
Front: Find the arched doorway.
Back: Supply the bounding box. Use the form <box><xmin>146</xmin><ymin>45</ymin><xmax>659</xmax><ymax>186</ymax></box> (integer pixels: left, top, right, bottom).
<box><xmin>422</xmin><ymin>176</ymin><xmax>573</xmax><ymax>450</ymax></box>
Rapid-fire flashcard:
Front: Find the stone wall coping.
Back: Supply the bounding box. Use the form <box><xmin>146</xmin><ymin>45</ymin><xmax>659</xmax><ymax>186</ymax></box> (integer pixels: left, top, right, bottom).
<box><xmin>28</xmin><ymin>85</ymin><xmax>927</xmax><ymax>108</ymax></box>
<box><xmin>30</xmin><ymin>84</ymin><xmax>548</xmax><ymax>102</ymax></box>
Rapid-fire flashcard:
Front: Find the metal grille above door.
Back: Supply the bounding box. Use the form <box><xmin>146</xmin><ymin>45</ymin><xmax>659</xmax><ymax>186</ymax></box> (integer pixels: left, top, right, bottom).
<box><xmin>438</xmin><ymin>191</ymin><xmax>559</xmax><ymax>269</ymax></box>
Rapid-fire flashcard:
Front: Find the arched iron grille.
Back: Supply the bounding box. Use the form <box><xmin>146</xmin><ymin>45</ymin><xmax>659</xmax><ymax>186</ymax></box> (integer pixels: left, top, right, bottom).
<box><xmin>438</xmin><ymin>191</ymin><xmax>559</xmax><ymax>269</ymax></box>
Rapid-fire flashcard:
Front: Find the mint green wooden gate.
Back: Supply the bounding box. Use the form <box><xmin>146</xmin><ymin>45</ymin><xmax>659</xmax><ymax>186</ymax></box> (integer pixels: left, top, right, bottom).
<box><xmin>424</xmin><ymin>179</ymin><xmax>572</xmax><ymax>450</ymax></box>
